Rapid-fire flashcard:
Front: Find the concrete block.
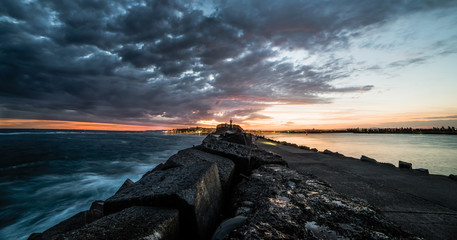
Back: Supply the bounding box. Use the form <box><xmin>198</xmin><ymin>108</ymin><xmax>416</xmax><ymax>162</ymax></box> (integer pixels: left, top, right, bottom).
<box><xmin>54</xmin><ymin>206</ymin><xmax>179</xmax><ymax>240</ymax></box>
<box><xmin>37</xmin><ymin>211</ymin><xmax>89</xmax><ymax>239</ymax></box>
<box><xmin>361</xmin><ymin>155</ymin><xmax>377</xmax><ymax>163</ymax></box>
<box><xmin>28</xmin><ymin>200</ymin><xmax>106</xmax><ymax>240</ymax></box>
<box><xmin>105</xmin><ymin>162</ymin><xmax>222</xmax><ymax>240</ymax></box>
<box><xmin>379</xmin><ymin>162</ymin><xmax>396</xmax><ymax>167</ymax></box>
<box><xmin>250</xmin><ymin>149</ymin><xmax>288</xmax><ymax>169</ymax></box>
<box><xmin>415</xmin><ymin>168</ymin><xmax>429</xmax><ymax>174</ymax></box>
<box><xmin>219</xmin><ymin>132</ymin><xmax>252</xmax><ymax>146</ymax></box>
<box><xmin>165</xmin><ymin>148</ymin><xmax>235</xmax><ymax>192</ymax></box>
<box><xmin>201</xmin><ymin>134</ymin><xmax>251</xmax><ymax>159</ymax></box>
<box><xmin>200</xmin><ymin>134</ymin><xmax>287</xmax><ymax>173</ymax></box>
<box><xmin>115</xmin><ymin>178</ymin><xmax>134</xmax><ymax>194</ymax></box>
<box><xmin>399</xmin><ymin>161</ymin><xmax>412</xmax><ymax>169</ymax></box>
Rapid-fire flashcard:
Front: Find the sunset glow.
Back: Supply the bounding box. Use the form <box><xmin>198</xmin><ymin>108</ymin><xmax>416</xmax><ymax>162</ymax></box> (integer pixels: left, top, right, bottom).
<box><xmin>0</xmin><ymin>119</ymin><xmax>162</xmax><ymax>131</ymax></box>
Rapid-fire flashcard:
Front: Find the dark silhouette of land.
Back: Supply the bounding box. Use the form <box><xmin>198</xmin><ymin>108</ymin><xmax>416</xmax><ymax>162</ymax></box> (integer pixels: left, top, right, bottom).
<box><xmin>247</xmin><ymin>126</ymin><xmax>457</xmax><ymax>135</ymax></box>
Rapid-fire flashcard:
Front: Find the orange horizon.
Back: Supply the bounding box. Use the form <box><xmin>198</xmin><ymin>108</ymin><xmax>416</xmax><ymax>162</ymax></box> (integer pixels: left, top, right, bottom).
<box><xmin>1</xmin><ymin>118</ymin><xmax>455</xmax><ymax>132</ymax></box>
<box><xmin>0</xmin><ymin>119</ymin><xmax>166</xmax><ymax>131</ymax></box>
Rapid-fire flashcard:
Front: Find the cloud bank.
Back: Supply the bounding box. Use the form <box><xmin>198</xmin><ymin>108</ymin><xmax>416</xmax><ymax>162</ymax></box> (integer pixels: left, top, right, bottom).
<box><xmin>1</xmin><ymin>0</ymin><xmax>456</xmax><ymax>127</ymax></box>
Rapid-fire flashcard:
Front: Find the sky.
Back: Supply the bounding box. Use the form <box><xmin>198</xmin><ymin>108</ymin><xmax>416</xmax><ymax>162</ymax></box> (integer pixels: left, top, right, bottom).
<box><xmin>1</xmin><ymin>0</ymin><xmax>457</xmax><ymax>130</ymax></box>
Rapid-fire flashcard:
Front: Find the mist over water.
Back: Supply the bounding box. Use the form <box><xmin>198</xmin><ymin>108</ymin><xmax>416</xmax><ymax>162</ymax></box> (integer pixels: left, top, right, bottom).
<box><xmin>0</xmin><ymin>131</ymin><xmax>205</xmax><ymax>240</ymax></box>
<box><xmin>264</xmin><ymin>133</ymin><xmax>457</xmax><ymax>176</ymax></box>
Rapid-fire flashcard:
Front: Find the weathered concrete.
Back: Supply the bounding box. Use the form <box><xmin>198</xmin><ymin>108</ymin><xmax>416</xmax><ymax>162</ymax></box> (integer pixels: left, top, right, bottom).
<box><xmin>200</xmin><ymin>134</ymin><xmax>251</xmax><ymax>159</ymax></box>
<box><xmin>30</xmin><ymin>201</ymin><xmax>105</xmax><ymax>240</ymax></box>
<box><xmin>199</xmin><ymin>134</ymin><xmax>287</xmax><ymax>173</ymax></box>
<box><xmin>361</xmin><ymin>155</ymin><xmax>378</xmax><ymax>163</ymax></box>
<box><xmin>218</xmin><ymin>132</ymin><xmax>253</xmax><ymax>147</ymax></box>
<box><xmin>105</xmin><ymin>162</ymin><xmax>222</xmax><ymax>240</ymax></box>
<box><xmin>250</xmin><ymin>148</ymin><xmax>288</xmax><ymax>169</ymax></box>
<box><xmin>257</xmin><ymin>138</ymin><xmax>457</xmax><ymax>240</ymax></box>
<box><xmin>399</xmin><ymin>160</ymin><xmax>413</xmax><ymax>169</ymax></box>
<box><xmin>115</xmin><ymin>178</ymin><xmax>134</xmax><ymax>194</ymax></box>
<box><xmin>227</xmin><ymin>164</ymin><xmax>416</xmax><ymax>239</ymax></box>
<box><xmin>55</xmin><ymin>206</ymin><xmax>179</xmax><ymax>240</ymax></box>
<box><xmin>165</xmin><ymin>148</ymin><xmax>235</xmax><ymax>193</ymax></box>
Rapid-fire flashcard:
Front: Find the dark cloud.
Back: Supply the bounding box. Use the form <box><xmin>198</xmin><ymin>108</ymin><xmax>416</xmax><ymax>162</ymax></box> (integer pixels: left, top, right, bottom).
<box><xmin>1</xmin><ymin>0</ymin><xmax>456</xmax><ymax>127</ymax></box>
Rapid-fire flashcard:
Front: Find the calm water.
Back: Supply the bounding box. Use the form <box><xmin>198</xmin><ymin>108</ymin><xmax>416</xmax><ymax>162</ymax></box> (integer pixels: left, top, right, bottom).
<box><xmin>0</xmin><ymin>130</ymin><xmax>205</xmax><ymax>240</ymax></box>
<box><xmin>264</xmin><ymin>133</ymin><xmax>457</xmax><ymax>176</ymax></box>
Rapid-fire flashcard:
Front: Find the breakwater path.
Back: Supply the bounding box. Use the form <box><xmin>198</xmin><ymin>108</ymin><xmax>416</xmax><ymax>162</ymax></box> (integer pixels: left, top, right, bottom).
<box><xmin>257</xmin><ymin>138</ymin><xmax>457</xmax><ymax>240</ymax></box>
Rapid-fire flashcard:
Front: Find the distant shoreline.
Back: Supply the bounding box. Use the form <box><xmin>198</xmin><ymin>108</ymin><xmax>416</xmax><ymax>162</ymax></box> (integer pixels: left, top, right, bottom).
<box><xmin>250</xmin><ymin>127</ymin><xmax>457</xmax><ymax>135</ymax></box>
<box><xmin>1</xmin><ymin>127</ymin><xmax>456</xmax><ymax>135</ymax></box>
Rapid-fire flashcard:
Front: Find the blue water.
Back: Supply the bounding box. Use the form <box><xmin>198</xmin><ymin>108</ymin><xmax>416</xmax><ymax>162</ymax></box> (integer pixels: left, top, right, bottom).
<box><xmin>264</xmin><ymin>133</ymin><xmax>457</xmax><ymax>176</ymax></box>
<box><xmin>0</xmin><ymin>130</ymin><xmax>205</xmax><ymax>240</ymax></box>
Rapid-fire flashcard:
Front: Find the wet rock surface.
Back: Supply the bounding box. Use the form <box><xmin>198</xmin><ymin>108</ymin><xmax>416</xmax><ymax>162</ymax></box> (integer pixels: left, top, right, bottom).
<box><xmin>200</xmin><ymin>134</ymin><xmax>251</xmax><ymax>159</ymax></box>
<box><xmin>115</xmin><ymin>178</ymin><xmax>134</xmax><ymax>194</ymax></box>
<box><xmin>105</xmin><ymin>162</ymin><xmax>222</xmax><ymax>239</ymax></box>
<box><xmin>219</xmin><ymin>132</ymin><xmax>253</xmax><ymax>147</ymax></box>
<box><xmin>55</xmin><ymin>206</ymin><xmax>179</xmax><ymax>240</ymax></box>
<box><xmin>361</xmin><ymin>155</ymin><xmax>378</xmax><ymax>163</ymax></box>
<box><xmin>199</xmin><ymin>134</ymin><xmax>287</xmax><ymax>173</ymax></box>
<box><xmin>399</xmin><ymin>161</ymin><xmax>413</xmax><ymax>169</ymax></box>
<box><xmin>226</xmin><ymin>165</ymin><xmax>417</xmax><ymax>240</ymax></box>
<box><xmin>165</xmin><ymin>148</ymin><xmax>235</xmax><ymax>192</ymax></box>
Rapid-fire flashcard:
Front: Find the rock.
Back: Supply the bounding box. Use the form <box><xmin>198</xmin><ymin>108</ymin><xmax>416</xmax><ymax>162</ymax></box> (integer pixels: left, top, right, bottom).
<box><xmin>310</xmin><ymin>148</ymin><xmax>318</xmax><ymax>152</ymax></box>
<box><xmin>89</xmin><ymin>201</ymin><xmax>104</xmax><ymax>213</ymax></box>
<box><xmin>87</xmin><ymin>201</ymin><xmax>104</xmax><ymax>222</ymax></box>
<box><xmin>415</xmin><ymin>168</ymin><xmax>429</xmax><ymax>174</ymax></box>
<box><xmin>250</xmin><ymin>149</ymin><xmax>288</xmax><ymax>169</ymax></box>
<box><xmin>361</xmin><ymin>155</ymin><xmax>378</xmax><ymax>163</ymax></box>
<box><xmin>219</xmin><ymin>132</ymin><xmax>252</xmax><ymax>147</ymax></box>
<box><xmin>211</xmin><ymin>216</ymin><xmax>247</xmax><ymax>240</ymax></box>
<box><xmin>38</xmin><ymin>211</ymin><xmax>88</xmax><ymax>239</ymax></box>
<box><xmin>164</xmin><ymin>148</ymin><xmax>235</xmax><ymax>193</ymax></box>
<box><xmin>200</xmin><ymin>134</ymin><xmax>251</xmax><ymax>160</ymax></box>
<box><xmin>225</xmin><ymin>164</ymin><xmax>417</xmax><ymax>239</ymax></box>
<box><xmin>54</xmin><ymin>206</ymin><xmax>179</xmax><ymax>240</ymax></box>
<box><xmin>115</xmin><ymin>178</ymin><xmax>135</xmax><ymax>194</ymax></box>
<box><xmin>298</xmin><ymin>145</ymin><xmax>310</xmax><ymax>150</ymax></box>
<box><xmin>379</xmin><ymin>162</ymin><xmax>396</xmax><ymax>167</ymax></box>
<box><xmin>27</xmin><ymin>233</ymin><xmax>43</xmax><ymax>240</ymax></box>
<box><xmin>141</xmin><ymin>163</ymin><xmax>167</xmax><ymax>178</ymax></box>
<box><xmin>104</xmin><ymin>162</ymin><xmax>222</xmax><ymax>240</ymax></box>
<box><xmin>199</xmin><ymin>134</ymin><xmax>287</xmax><ymax>173</ymax></box>
<box><xmin>323</xmin><ymin>149</ymin><xmax>333</xmax><ymax>154</ymax></box>
<box><xmin>399</xmin><ymin>161</ymin><xmax>412</xmax><ymax>169</ymax></box>
<box><xmin>241</xmin><ymin>201</ymin><xmax>254</xmax><ymax>207</ymax></box>
<box><xmin>322</xmin><ymin>149</ymin><xmax>345</xmax><ymax>157</ymax></box>
<box><xmin>30</xmin><ymin>200</ymin><xmax>107</xmax><ymax>239</ymax></box>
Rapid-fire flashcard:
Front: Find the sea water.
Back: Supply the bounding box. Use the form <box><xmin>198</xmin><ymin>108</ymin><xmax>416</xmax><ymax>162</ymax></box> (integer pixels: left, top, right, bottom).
<box><xmin>264</xmin><ymin>133</ymin><xmax>457</xmax><ymax>176</ymax></box>
<box><xmin>0</xmin><ymin>130</ymin><xmax>205</xmax><ymax>240</ymax></box>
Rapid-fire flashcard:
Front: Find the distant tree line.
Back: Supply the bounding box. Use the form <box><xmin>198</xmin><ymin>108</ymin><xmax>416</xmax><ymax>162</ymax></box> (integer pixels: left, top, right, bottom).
<box><xmin>346</xmin><ymin>127</ymin><xmax>456</xmax><ymax>134</ymax></box>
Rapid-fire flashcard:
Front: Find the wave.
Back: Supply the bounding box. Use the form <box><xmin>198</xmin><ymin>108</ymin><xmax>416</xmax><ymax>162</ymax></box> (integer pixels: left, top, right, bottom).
<box><xmin>0</xmin><ymin>161</ymin><xmax>50</xmax><ymax>172</ymax></box>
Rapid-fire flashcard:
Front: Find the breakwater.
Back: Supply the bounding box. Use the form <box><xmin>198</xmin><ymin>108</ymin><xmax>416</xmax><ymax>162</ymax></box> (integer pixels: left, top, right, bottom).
<box><xmin>29</xmin><ymin>131</ymin><xmax>419</xmax><ymax>240</ymax></box>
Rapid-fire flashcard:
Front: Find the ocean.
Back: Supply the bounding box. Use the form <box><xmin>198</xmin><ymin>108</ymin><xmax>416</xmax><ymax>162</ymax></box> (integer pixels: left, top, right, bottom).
<box><xmin>263</xmin><ymin>132</ymin><xmax>457</xmax><ymax>176</ymax></box>
<box><xmin>0</xmin><ymin>130</ymin><xmax>205</xmax><ymax>240</ymax></box>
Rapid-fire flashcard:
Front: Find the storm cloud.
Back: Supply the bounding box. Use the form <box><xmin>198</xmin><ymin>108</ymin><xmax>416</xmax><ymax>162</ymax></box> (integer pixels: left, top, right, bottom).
<box><xmin>1</xmin><ymin>0</ymin><xmax>455</xmax><ymax>127</ymax></box>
